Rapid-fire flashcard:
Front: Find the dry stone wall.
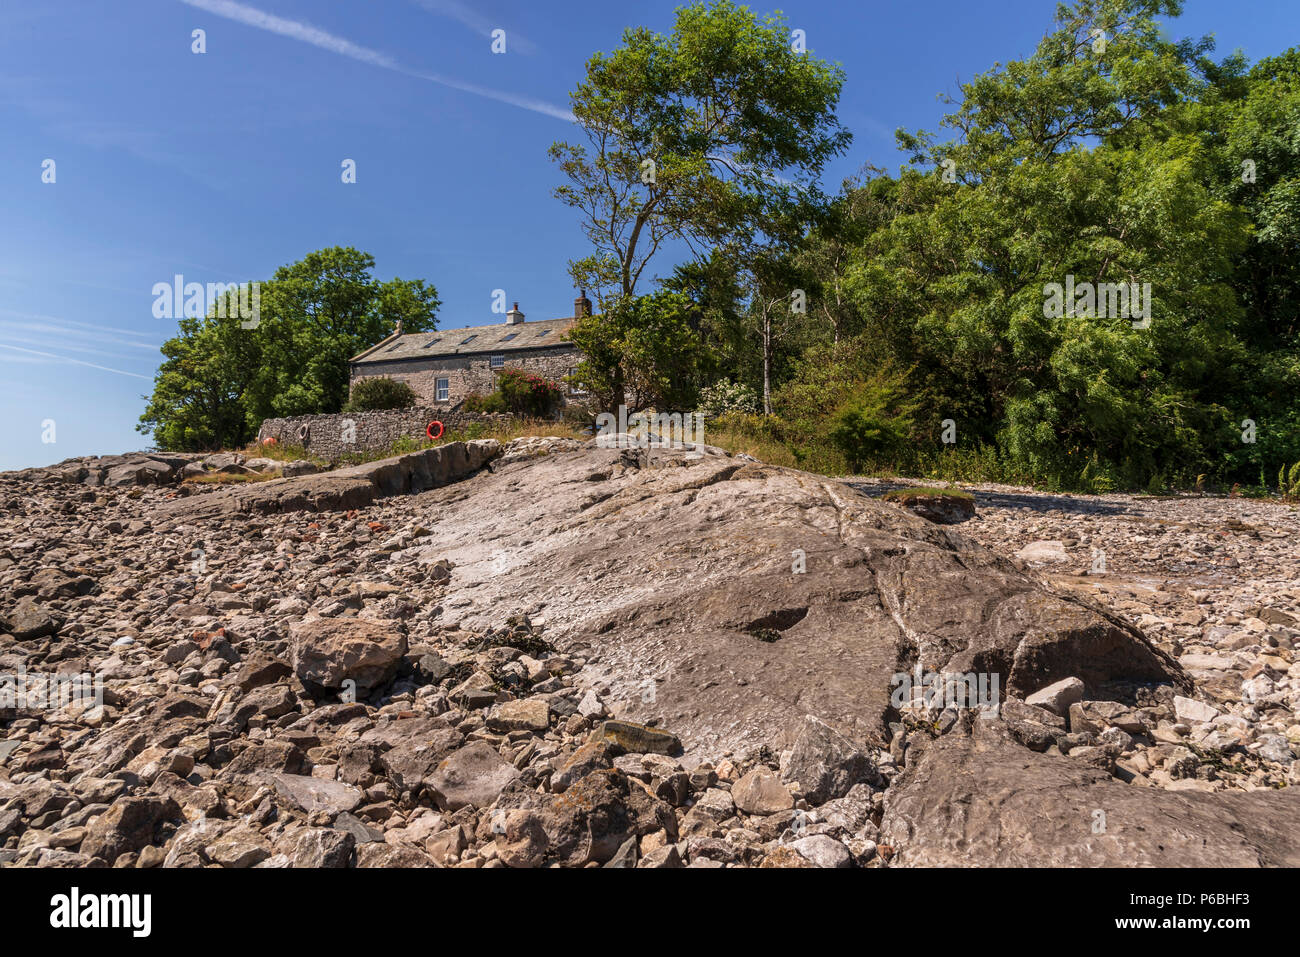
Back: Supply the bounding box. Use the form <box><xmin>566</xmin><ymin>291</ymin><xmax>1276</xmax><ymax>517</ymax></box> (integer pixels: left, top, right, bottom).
<box><xmin>256</xmin><ymin>408</ymin><xmax>517</xmax><ymax>461</ymax></box>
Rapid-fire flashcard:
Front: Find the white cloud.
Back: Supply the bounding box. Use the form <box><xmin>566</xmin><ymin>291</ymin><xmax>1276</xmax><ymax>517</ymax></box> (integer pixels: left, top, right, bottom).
<box><xmin>179</xmin><ymin>0</ymin><xmax>570</xmax><ymax>121</ymax></box>
<box><xmin>403</xmin><ymin>69</ymin><xmax>573</xmax><ymax>121</ymax></box>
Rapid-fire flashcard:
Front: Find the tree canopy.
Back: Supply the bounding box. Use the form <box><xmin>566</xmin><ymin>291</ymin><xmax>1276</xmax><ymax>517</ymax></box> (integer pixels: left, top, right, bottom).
<box><xmin>139</xmin><ymin>247</ymin><xmax>438</xmax><ymax>451</ymax></box>
<box><xmin>559</xmin><ymin>0</ymin><xmax>1300</xmax><ymax>491</ymax></box>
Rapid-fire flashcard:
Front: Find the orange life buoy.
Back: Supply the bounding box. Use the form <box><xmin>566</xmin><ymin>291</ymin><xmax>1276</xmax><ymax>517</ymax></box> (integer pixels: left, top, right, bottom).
<box><xmin>426</xmin><ymin>420</ymin><xmax>444</xmax><ymax>440</ymax></box>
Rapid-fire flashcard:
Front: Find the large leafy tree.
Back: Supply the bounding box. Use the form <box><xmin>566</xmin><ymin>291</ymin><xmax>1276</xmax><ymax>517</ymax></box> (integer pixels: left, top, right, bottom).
<box><xmin>551</xmin><ymin>0</ymin><xmax>850</xmax><ymax>408</ymax></box>
<box><xmin>795</xmin><ymin>0</ymin><xmax>1281</xmax><ymax>488</ymax></box>
<box><xmin>136</xmin><ymin>296</ymin><xmax>259</xmax><ymax>452</ymax></box>
<box><xmin>551</xmin><ymin>0</ymin><xmax>851</xmax><ymax>299</ymax></box>
<box><xmin>1194</xmin><ymin>48</ymin><xmax>1300</xmax><ymax>478</ymax></box>
<box><xmin>247</xmin><ymin>247</ymin><xmax>439</xmax><ymax>422</ymax></box>
<box><xmin>138</xmin><ymin>247</ymin><xmax>439</xmax><ymax>451</ymax></box>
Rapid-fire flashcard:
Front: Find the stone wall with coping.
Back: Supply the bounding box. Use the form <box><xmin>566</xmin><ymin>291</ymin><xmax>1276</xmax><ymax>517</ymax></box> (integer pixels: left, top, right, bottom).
<box><xmin>256</xmin><ymin>408</ymin><xmax>518</xmax><ymax>462</ymax></box>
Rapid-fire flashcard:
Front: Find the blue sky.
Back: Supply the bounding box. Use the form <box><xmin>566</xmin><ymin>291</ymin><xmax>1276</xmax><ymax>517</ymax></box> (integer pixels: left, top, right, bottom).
<box><xmin>1</xmin><ymin>0</ymin><xmax>1295</xmax><ymax>470</ymax></box>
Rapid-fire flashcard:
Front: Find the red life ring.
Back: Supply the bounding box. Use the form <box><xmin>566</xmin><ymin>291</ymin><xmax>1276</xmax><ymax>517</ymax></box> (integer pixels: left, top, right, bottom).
<box><xmin>426</xmin><ymin>420</ymin><xmax>444</xmax><ymax>440</ymax></box>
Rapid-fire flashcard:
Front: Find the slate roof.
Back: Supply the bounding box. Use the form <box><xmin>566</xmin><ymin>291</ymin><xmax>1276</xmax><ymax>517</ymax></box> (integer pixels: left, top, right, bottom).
<box><xmin>351</xmin><ymin>317</ymin><xmax>578</xmax><ymax>364</ymax></box>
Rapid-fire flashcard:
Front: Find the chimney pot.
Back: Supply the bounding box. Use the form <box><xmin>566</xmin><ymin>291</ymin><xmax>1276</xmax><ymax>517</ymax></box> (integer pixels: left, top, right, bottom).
<box><xmin>506</xmin><ymin>302</ymin><xmax>525</xmax><ymax>325</ymax></box>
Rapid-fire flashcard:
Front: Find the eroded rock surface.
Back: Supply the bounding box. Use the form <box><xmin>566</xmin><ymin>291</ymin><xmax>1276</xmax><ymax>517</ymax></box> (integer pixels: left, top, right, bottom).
<box><xmin>386</xmin><ymin>441</ymin><xmax>1181</xmax><ymax>761</ymax></box>
<box><xmin>153</xmin><ymin>440</ymin><xmax>501</xmax><ymax>521</ymax></box>
<box><xmin>880</xmin><ymin>717</ymin><xmax>1300</xmax><ymax>866</ymax></box>
<box><xmin>1</xmin><ymin>436</ymin><xmax>1294</xmax><ymax>868</ymax></box>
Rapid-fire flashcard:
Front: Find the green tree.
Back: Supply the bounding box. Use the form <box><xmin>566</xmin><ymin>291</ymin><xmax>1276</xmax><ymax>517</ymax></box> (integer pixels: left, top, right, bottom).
<box><xmin>136</xmin><ymin>295</ymin><xmax>258</xmax><ymax>452</ymax></box>
<box><xmin>247</xmin><ymin>247</ymin><xmax>438</xmax><ymax>424</ymax></box>
<box><xmin>550</xmin><ymin>0</ymin><xmax>851</xmax><ymax>308</ymax></box>
<box><xmin>139</xmin><ymin>247</ymin><xmax>439</xmax><ymax>451</ymax></box>
<box><xmin>1194</xmin><ymin>49</ymin><xmax>1300</xmax><ymax>480</ymax></box>
<box><xmin>819</xmin><ymin>0</ymin><xmax>1263</xmax><ymax>487</ymax></box>
<box><xmin>567</xmin><ymin>291</ymin><xmax>703</xmax><ymax>414</ymax></box>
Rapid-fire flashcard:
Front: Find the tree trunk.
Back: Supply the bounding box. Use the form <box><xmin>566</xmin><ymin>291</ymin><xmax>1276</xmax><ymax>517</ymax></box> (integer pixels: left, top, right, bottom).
<box><xmin>762</xmin><ymin>307</ymin><xmax>772</xmax><ymax>416</ymax></box>
<box><xmin>611</xmin><ymin>364</ymin><xmax>625</xmax><ymax>417</ymax></box>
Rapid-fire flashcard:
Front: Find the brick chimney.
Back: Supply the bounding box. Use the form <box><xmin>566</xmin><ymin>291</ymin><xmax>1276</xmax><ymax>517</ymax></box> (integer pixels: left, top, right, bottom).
<box><xmin>506</xmin><ymin>302</ymin><xmax>525</xmax><ymax>325</ymax></box>
<box><xmin>573</xmin><ymin>288</ymin><xmax>592</xmax><ymax>319</ymax></box>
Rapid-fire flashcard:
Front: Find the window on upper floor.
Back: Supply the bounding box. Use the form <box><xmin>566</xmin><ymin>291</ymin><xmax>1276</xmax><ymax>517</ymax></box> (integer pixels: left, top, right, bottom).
<box><xmin>435</xmin><ymin>377</ymin><xmax>449</xmax><ymax>401</ymax></box>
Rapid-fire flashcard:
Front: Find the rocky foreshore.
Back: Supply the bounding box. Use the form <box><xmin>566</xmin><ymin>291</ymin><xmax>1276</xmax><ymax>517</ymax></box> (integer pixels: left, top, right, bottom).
<box><xmin>1</xmin><ymin>438</ymin><xmax>1297</xmax><ymax>868</ymax></box>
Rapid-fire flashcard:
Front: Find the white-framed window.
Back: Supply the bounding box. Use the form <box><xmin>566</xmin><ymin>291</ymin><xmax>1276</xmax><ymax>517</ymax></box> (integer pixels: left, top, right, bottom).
<box><xmin>435</xmin><ymin>377</ymin><xmax>449</xmax><ymax>401</ymax></box>
<box><xmin>490</xmin><ymin>354</ymin><xmax>505</xmax><ymax>370</ymax></box>
<box><xmin>568</xmin><ymin>367</ymin><xmax>586</xmax><ymax>394</ymax></box>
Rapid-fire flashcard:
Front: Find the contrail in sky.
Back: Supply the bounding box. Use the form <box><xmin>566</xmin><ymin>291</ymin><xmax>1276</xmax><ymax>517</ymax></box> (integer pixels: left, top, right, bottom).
<box><xmin>179</xmin><ymin>0</ymin><xmax>574</xmax><ymax>121</ymax></box>
<box><xmin>0</xmin><ymin>343</ymin><xmax>152</xmax><ymax>379</ymax></box>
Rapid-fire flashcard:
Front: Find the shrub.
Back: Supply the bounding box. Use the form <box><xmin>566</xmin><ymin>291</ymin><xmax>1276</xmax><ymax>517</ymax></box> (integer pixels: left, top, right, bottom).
<box><xmin>827</xmin><ymin>372</ymin><xmax>917</xmax><ymax>474</ymax></box>
<box><xmin>699</xmin><ymin>381</ymin><xmax>760</xmax><ymax>417</ymax></box>
<box><xmin>1280</xmin><ymin>461</ymin><xmax>1300</xmax><ymax>499</ymax></box>
<box><xmin>344</xmin><ymin>377</ymin><xmax>417</xmax><ymax>412</ymax></box>
<box><xmin>497</xmin><ymin>368</ymin><xmax>564</xmax><ymax>417</ymax></box>
<box><xmin>561</xmin><ymin>404</ymin><xmax>595</xmax><ymax>430</ymax></box>
<box><xmin>464</xmin><ymin>391</ymin><xmax>508</xmax><ymax>414</ymax></box>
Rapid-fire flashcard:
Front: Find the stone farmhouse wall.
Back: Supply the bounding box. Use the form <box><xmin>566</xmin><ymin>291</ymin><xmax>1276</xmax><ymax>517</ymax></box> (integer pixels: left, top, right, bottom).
<box><xmin>350</xmin><ymin>346</ymin><xmax>581</xmax><ymax>408</ymax></box>
<box><xmin>256</xmin><ymin>408</ymin><xmax>517</xmax><ymax>461</ymax></box>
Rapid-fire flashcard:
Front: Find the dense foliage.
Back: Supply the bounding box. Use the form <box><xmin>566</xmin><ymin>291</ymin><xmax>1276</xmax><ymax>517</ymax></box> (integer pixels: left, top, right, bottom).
<box><xmin>343</xmin><ymin>377</ymin><xmax>418</xmax><ymax>412</ymax></box>
<box><xmin>139</xmin><ymin>247</ymin><xmax>438</xmax><ymax>451</ymax></box>
<box><xmin>142</xmin><ymin>0</ymin><xmax>1298</xmax><ymax>492</ymax></box>
<box><xmin>466</xmin><ymin>368</ymin><xmax>565</xmax><ymax>418</ymax></box>
<box><xmin>561</xmin><ymin>0</ymin><xmax>1300</xmax><ymax>491</ymax></box>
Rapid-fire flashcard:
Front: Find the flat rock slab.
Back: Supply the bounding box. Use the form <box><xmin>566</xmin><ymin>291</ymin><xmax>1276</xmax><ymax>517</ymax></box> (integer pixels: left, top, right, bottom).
<box><xmin>880</xmin><ymin>721</ymin><xmax>1300</xmax><ymax>866</ymax></box>
<box><xmin>486</xmin><ymin>698</ymin><xmax>551</xmax><ymax>733</ymax></box>
<box><xmin>2</xmin><ymin>597</ymin><xmax>60</xmax><ymax>640</ymax></box>
<box><xmin>1016</xmin><ymin>540</ymin><xmax>1071</xmax><ymax>563</ymax></box>
<box><xmin>2</xmin><ymin>452</ymin><xmax>204</xmax><ymax>487</ymax></box>
<box><xmin>429</xmin><ymin>741</ymin><xmax>519</xmax><ymax>810</ymax></box>
<box><xmin>589</xmin><ymin>720</ymin><xmax>682</xmax><ymax>756</ymax></box>
<box><xmin>152</xmin><ymin>440</ymin><xmax>500</xmax><ymax>523</ymax></box>
<box><xmin>886</xmin><ymin>492</ymin><xmax>976</xmax><ymax>525</ymax></box>
<box><xmin>388</xmin><ymin>442</ymin><xmax>1184</xmax><ymax>763</ymax></box>
<box><xmin>269</xmin><ymin>773</ymin><xmax>364</xmax><ymax>816</ymax></box>
<box><xmin>1024</xmin><ymin>676</ymin><xmax>1085</xmax><ymax>717</ymax></box>
<box><xmin>732</xmin><ymin>768</ymin><xmax>794</xmax><ymax>815</ymax></box>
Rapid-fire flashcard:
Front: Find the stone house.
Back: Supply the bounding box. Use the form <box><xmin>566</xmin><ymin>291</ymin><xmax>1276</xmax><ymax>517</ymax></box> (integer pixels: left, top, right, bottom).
<box><xmin>349</xmin><ymin>292</ymin><xmax>591</xmax><ymax>409</ymax></box>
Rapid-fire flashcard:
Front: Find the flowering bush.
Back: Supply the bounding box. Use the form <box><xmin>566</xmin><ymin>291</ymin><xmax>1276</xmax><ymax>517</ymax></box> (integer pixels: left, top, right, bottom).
<box><xmin>496</xmin><ymin>367</ymin><xmax>564</xmax><ymax>417</ymax></box>
<box><xmin>698</xmin><ymin>381</ymin><xmax>760</xmax><ymax>417</ymax></box>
